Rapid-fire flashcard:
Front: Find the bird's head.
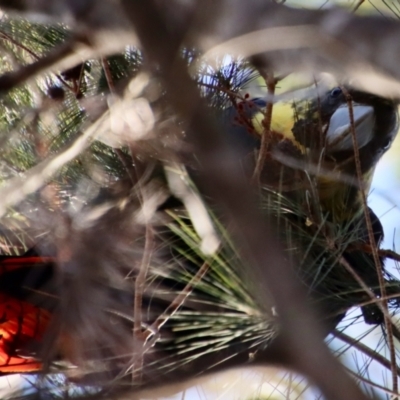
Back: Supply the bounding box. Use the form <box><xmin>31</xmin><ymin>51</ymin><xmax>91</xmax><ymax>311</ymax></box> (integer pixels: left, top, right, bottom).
<box><xmin>223</xmin><ymin>85</ymin><xmax>399</xmax><ymax>222</ymax></box>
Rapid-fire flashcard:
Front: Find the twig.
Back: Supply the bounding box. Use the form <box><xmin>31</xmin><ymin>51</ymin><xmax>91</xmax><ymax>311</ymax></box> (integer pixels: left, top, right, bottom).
<box><xmin>376</xmin><ymin>248</ymin><xmax>400</xmax><ymax>263</ymax></box>
<box><xmin>349</xmin><ymin>242</ymin><xmax>400</xmax><ymax>262</ymax></box>
<box><xmin>0</xmin><ymin>98</ymin><xmax>109</xmax><ymax>217</ymax></box>
<box><xmin>143</xmin><ymin>261</ymin><xmax>210</xmax><ymax>351</ymax></box>
<box><xmin>346</xmin><ymin>366</ymin><xmax>400</xmax><ymax>398</ymax></box>
<box><xmin>198</xmin><ymin>81</ymin><xmax>247</xmax><ymax>101</ymax></box>
<box><xmin>0</xmin><ymin>30</ymin><xmax>39</xmax><ymax>60</ymax></box>
<box><xmin>252</xmin><ymin>71</ymin><xmax>275</xmax><ymax>184</ymax></box>
<box><xmin>101</xmin><ymin>56</ymin><xmax>116</xmax><ymax>93</ymax></box>
<box><xmin>0</xmin><ymin>29</ymin><xmax>74</xmax><ymax>91</ymax></box>
<box><xmin>133</xmin><ymin>223</ymin><xmax>154</xmax><ymax>382</ymax></box>
<box><xmin>353</xmin><ymin>0</ymin><xmax>365</xmax><ymax>12</ymax></box>
<box><xmin>338</xmin><ymin>255</ymin><xmax>393</xmax><ymax>326</ymax></box>
<box><xmin>333</xmin><ymin>329</ymin><xmax>400</xmax><ymax>376</ymax></box>
<box><xmin>0</xmin><ymin>35</ymin><xmax>80</xmax><ymax>92</ymax></box>
<box><xmin>125</xmin><ymin>259</ymin><xmax>210</xmax><ymax>378</ymax></box>
<box><xmin>344</xmin><ymin>90</ymin><xmax>398</xmax><ymax>395</ymax></box>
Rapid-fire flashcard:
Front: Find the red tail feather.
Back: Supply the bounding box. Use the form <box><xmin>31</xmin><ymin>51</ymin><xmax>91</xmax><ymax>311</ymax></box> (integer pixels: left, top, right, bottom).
<box><xmin>0</xmin><ymin>254</ymin><xmax>55</xmax><ymax>373</ymax></box>
<box><xmin>0</xmin><ymin>256</ymin><xmax>55</xmax><ymax>275</ymax></box>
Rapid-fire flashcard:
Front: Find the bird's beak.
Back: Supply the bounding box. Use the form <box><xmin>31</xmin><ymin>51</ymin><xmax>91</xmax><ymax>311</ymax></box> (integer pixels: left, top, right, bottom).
<box><xmin>326</xmin><ymin>105</ymin><xmax>375</xmax><ymax>151</ymax></box>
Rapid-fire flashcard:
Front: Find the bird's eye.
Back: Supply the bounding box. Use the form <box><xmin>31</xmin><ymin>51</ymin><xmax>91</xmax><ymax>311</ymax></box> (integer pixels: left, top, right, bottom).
<box><xmin>382</xmin><ymin>138</ymin><xmax>392</xmax><ymax>151</ymax></box>
<box><xmin>330</xmin><ymin>87</ymin><xmax>342</xmax><ymax>98</ymax></box>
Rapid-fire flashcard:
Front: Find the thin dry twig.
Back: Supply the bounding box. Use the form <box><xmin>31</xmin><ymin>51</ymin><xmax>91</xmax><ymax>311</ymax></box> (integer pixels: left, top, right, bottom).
<box><xmin>338</xmin><ymin>255</ymin><xmax>391</xmax><ymax>324</ymax></box>
<box><xmin>0</xmin><ymin>107</ymin><xmax>106</xmax><ymax>217</ymax></box>
<box><xmin>346</xmin><ymin>366</ymin><xmax>400</xmax><ymax>398</ymax></box>
<box><xmin>344</xmin><ymin>90</ymin><xmax>398</xmax><ymax>395</ymax></box>
<box><xmin>133</xmin><ymin>223</ymin><xmax>154</xmax><ymax>382</ymax></box>
<box><xmin>0</xmin><ymin>28</ymin><xmax>75</xmax><ymax>91</ymax></box>
<box><xmin>349</xmin><ymin>241</ymin><xmax>400</xmax><ymax>264</ymax></box>
<box><xmin>353</xmin><ymin>0</ymin><xmax>365</xmax><ymax>12</ymax></box>
<box><xmin>333</xmin><ymin>329</ymin><xmax>400</xmax><ymax>376</ymax></box>
<box><xmin>0</xmin><ymin>35</ymin><xmax>81</xmax><ymax>92</ymax></box>
<box><xmin>252</xmin><ymin>71</ymin><xmax>275</xmax><ymax>184</ymax></box>
<box><xmin>143</xmin><ymin>261</ymin><xmax>210</xmax><ymax>351</ymax></box>
<box><xmin>0</xmin><ymin>29</ymin><xmax>39</xmax><ymax>60</ymax></box>
<box><xmin>101</xmin><ymin>56</ymin><xmax>116</xmax><ymax>93</ymax></box>
<box><xmin>375</xmin><ymin>248</ymin><xmax>400</xmax><ymax>263</ymax></box>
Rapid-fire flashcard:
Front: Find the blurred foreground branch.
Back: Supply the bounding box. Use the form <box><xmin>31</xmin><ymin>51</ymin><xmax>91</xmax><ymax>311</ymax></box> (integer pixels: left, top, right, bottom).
<box><xmin>1</xmin><ymin>1</ymin><xmax>400</xmax><ymax>96</ymax></box>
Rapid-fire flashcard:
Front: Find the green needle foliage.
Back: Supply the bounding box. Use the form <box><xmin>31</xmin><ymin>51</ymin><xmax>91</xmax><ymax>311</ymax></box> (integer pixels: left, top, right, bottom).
<box><xmin>148</xmin><ymin>206</ymin><xmax>277</xmax><ymax>372</ymax></box>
